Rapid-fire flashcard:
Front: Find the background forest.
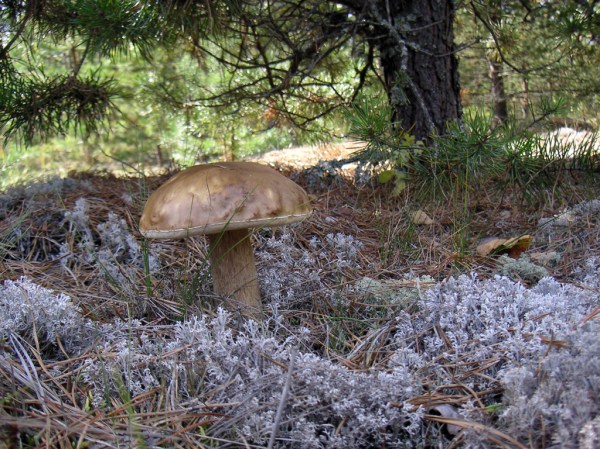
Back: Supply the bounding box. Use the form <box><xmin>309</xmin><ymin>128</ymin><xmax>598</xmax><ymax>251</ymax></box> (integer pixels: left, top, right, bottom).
<box><xmin>1</xmin><ymin>1</ymin><xmax>600</xmax><ymax>449</ymax></box>
<box><xmin>1</xmin><ymin>0</ymin><xmax>599</xmax><ymax>187</ymax></box>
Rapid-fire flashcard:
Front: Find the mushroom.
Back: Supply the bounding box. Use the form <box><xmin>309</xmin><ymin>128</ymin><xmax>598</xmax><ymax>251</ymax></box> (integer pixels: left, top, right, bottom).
<box><xmin>139</xmin><ymin>162</ymin><xmax>312</xmax><ymax>318</ymax></box>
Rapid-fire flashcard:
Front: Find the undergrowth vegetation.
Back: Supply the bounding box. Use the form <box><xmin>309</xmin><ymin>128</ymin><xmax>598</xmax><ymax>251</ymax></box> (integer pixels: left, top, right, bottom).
<box><xmin>1</xmin><ymin>122</ymin><xmax>600</xmax><ymax>447</ymax></box>
<box><xmin>348</xmin><ymin>101</ymin><xmax>600</xmax><ymax>206</ymax></box>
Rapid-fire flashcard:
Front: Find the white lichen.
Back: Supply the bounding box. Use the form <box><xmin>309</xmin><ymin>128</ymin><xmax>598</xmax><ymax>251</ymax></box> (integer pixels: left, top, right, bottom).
<box><xmin>0</xmin><ymin>277</ymin><xmax>92</xmax><ymax>352</ymax></box>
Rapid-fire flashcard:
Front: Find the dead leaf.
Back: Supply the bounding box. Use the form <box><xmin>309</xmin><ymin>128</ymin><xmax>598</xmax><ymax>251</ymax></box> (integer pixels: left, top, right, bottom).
<box><xmin>476</xmin><ymin>235</ymin><xmax>532</xmax><ymax>258</ymax></box>
<box><xmin>412</xmin><ymin>210</ymin><xmax>434</xmax><ymax>225</ymax></box>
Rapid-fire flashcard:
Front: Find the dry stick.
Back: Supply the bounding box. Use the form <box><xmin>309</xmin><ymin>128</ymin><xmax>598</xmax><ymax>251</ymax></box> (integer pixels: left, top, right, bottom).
<box><xmin>267</xmin><ymin>347</ymin><xmax>296</xmax><ymax>449</ymax></box>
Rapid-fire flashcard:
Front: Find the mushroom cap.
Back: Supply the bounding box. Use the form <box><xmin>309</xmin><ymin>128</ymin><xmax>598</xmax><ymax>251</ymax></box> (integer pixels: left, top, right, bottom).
<box><xmin>139</xmin><ymin>162</ymin><xmax>312</xmax><ymax>239</ymax></box>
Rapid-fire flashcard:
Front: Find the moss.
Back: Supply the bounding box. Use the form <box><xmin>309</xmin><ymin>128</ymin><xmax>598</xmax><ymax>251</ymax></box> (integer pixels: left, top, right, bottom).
<box><xmin>353</xmin><ymin>275</ymin><xmax>434</xmax><ymax>309</ymax></box>
<box><xmin>498</xmin><ymin>254</ymin><xmax>549</xmax><ymax>284</ymax></box>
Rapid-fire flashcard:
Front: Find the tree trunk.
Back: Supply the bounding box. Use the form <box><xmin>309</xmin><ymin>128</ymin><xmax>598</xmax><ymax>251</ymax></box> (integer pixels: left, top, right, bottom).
<box><xmin>374</xmin><ymin>0</ymin><xmax>461</xmax><ymax>141</ymax></box>
<box><xmin>486</xmin><ymin>2</ymin><xmax>508</xmax><ymax>125</ymax></box>
<box><xmin>520</xmin><ymin>74</ymin><xmax>530</xmax><ymax>120</ymax></box>
<box><xmin>223</xmin><ymin>125</ymin><xmax>236</xmax><ymax>162</ymax></box>
<box><xmin>488</xmin><ymin>56</ymin><xmax>508</xmax><ymax>124</ymax></box>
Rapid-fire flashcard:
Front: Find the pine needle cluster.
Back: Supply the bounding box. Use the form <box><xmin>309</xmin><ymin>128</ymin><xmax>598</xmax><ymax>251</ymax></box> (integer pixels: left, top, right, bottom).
<box><xmin>0</xmin><ymin>0</ymin><xmax>238</xmax><ymax>143</ymax></box>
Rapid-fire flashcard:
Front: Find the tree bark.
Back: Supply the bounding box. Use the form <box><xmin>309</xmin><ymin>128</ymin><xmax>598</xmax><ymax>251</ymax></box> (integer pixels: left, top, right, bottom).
<box><xmin>520</xmin><ymin>74</ymin><xmax>530</xmax><ymax>119</ymax></box>
<box><xmin>488</xmin><ymin>56</ymin><xmax>508</xmax><ymax>124</ymax></box>
<box><xmin>373</xmin><ymin>0</ymin><xmax>461</xmax><ymax>141</ymax></box>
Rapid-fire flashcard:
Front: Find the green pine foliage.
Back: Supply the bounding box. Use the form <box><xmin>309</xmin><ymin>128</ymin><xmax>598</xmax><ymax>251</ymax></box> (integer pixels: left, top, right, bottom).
<box><xmin>0</xmin><ymin>0</ymin><xmax>241</xmax><ymax>144</ymax></box>
<box><xmin>1</xmin><ymin>0</ymin><xmax>600</xmax><ymax>189</ymax></box>
<box><xmin>345</xmin><ymin>95</ymin><xmax>599</xmax><ymax>204</ymax></box>
<box><xmin>0</xmin><ymin>70</ymin><xmax>119</xmax><ymax>142</ymax></box>
<box><xmin>456</xmin><ymin>1</ymin><xmax>600</xmax><ymax>124</ymax></box>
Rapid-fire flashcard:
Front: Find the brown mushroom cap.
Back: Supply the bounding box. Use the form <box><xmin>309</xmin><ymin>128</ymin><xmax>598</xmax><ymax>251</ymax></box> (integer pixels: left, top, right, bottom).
<box><xmin>139</xmin><ymin>162</ymin><xmax>312</xmax><ymax>239</ymax></box>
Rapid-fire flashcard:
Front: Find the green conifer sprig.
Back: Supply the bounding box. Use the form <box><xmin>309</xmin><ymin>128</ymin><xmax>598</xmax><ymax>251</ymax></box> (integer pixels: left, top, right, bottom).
<box><xmin>0</xmin><ymin>0</ymin><xmax>240</xmax><ymax>143</ymax></box>
<box><xmin>0</xmin><ymin>71</ymin><xmax>119</xmax><ymax>143</ymax></box>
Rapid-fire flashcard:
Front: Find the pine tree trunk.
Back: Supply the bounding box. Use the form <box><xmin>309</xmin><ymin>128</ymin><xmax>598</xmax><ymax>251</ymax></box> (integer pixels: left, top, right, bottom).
<box><xmin>488</xmin><ymin>56</ymin><xmax>508</xmax><ymax>124</ymax></box>
<box><xmin>375</xmin><ymin>0</ymin><xmax>461</xmax><ymax>141</ymax></box>
<box><xmin>520</xmin><ymin>75</ymin><xmax>530</xmax><ymax>119</ymax></box>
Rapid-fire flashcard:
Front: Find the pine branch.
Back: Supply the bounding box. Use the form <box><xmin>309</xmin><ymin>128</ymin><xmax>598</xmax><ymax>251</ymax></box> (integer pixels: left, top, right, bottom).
<box><xmin>0</xmin><ymin>73</ymin><xmax>120</xmax><ymax>143</ymax></box>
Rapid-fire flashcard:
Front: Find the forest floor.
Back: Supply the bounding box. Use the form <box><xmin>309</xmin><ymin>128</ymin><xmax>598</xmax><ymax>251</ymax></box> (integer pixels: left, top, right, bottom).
<box><xmin>1</xmin><ymin>131</ymin><xmax>600</xmax><ymax>448</ymax></box>
<box><xmin>4</xmin><ymin>137</ymin><xmax>600</xmax><ymax>301</ymax></box>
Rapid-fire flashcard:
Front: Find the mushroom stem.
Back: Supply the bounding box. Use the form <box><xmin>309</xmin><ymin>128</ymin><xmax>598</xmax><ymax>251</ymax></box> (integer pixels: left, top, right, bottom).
<box><xmin>207</xmin><ymin>229</ymin><xmax>262</xmax><ymax>318</ymax></box>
